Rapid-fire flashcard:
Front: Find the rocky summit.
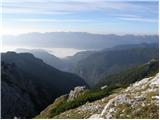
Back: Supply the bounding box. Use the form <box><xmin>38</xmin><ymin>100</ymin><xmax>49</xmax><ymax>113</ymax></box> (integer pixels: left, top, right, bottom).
<box><xmin>52</xmin><ymin>73</ymin><xmax>159</xmax><ymax>119</ymax></box>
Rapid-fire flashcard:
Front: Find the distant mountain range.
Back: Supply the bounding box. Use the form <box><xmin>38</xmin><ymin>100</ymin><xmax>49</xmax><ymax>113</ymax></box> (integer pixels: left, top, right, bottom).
<box><xmin>15</xmin><ymin>49</ymin><xmax>66</xmax><ymax>70</ymax></box>
<box><xmin>3</xmin><ymin>32</ymin><xmax>158</xmax><ymax>49</ymax></box>
<box><xmin>1</xmin><ymin>52</ymin><xmax>87</xmax><ymax>118</ymax></box>
<box><xmin>72</xmin><ymin>43</ymin><xmax>159</xmax><ymax>87</ymax></box>
<box><xmin>15</xmin><ymin>49</ymin><xmax>95</xmax><ymax>72</ymax></box>
<box><xmin>15</xmin><ymin>43</ymin><xmax>159</xmax><ymax>88</ymax></box>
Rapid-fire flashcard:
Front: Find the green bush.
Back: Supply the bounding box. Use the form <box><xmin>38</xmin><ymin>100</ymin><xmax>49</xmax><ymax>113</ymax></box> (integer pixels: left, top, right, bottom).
<box><xmin>49</xmin><ymin>84</ymin><xmax>124</xmax><ymax>118</ymax></box>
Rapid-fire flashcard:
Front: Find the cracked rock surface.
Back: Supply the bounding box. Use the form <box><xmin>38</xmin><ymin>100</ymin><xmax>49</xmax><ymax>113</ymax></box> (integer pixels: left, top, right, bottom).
<box><xmin>54</xmin><ymin>73</ymin><xmax>159</xmax><ymax>119</ymax></box>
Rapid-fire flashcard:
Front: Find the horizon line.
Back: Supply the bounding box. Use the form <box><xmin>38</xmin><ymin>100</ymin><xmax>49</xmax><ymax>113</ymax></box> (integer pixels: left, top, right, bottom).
<box><xmin>2</xmin><ymin>31</ymin><xmax>159</xmax><ymax>36</ymax></box>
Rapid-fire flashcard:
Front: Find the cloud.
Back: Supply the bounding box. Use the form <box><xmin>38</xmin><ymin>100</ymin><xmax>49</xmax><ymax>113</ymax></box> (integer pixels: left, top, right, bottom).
<box><xmin>2</xmin><ymin>0</ymin><xmax>158</xmax><ymax>15</ymax></box>
<box><xmin>1</xmin><ymin>0</ymin><xmax>158</xmax><ymax>35</ymax></box>
<box><xmin>119</xmin><ymin>17</ymin><xmax>158</xmax><ymax>23</ymax></box>
<box><xmin>8</xmin><ymin>18</ymin><xmax>103</xmax><ymax>23</ymax></box>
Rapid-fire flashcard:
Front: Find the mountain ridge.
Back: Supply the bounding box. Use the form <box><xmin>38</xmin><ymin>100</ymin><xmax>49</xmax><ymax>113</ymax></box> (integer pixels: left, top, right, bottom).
<box><xmin>15</xmin><ymin>48</ymin><xmax>66</xmax><ymax>70</ymax></box>
<box><xmin>73</xmin><ymin>43</ymin><xmax>158</xmax><ymax>87</ymax></box>
<box><xmin>35</xmin><ymin>60</ymin><xmax>158</xmax><ymax>119</ymax></box>
<box><xmin>1</xmin><ymin>52</ymin><xmax>87</xmax><ymax>118</ymax></box>
<box><xmin>3</xmin><ymin>32</ymin><xmax>158</xmax><ymax>49</ymax></box>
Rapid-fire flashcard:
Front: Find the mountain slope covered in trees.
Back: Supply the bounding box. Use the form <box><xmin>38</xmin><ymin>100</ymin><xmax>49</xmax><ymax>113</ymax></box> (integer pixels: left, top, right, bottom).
<box><xmin>73</xmin><ymin>43</ymin><xmax>158</xmax><ymax>87</ymax></box>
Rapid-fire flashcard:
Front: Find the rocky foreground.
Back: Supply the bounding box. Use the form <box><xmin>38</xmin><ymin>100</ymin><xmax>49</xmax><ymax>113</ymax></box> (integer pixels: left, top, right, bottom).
<box><xmin>51</xmin><ymin>73</ymin><xmax>159</xmax><ymax>119</ymax></box>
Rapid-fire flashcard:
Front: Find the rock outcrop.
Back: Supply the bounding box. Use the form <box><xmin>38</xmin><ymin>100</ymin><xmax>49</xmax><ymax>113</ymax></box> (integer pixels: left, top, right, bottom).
<box><xmin>67</xmin><ymin>86</ymin><xmax>86</xmax><ymax>101</ymax></box>
<box><xmin>35</xmin><ymin>86</ymin><xmax>87</xmax><ymax>119</ymax></box>
<box><xmin>53</xmin><ymin>73</ymin><xmax>159</xmax><ymax>119</ymax></box>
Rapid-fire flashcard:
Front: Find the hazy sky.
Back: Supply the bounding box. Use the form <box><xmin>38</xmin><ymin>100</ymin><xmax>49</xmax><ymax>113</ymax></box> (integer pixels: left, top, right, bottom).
<box><xmin>1</xmin><ymin>0</ymin><xmax>158</xmax><ymax>35</ymax></box>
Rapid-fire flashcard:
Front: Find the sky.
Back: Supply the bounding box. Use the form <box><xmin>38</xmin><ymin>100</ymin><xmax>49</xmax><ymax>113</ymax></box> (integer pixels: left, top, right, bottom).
<box><xmin>1</xmin><ymin>0</ymin><xmax>159</xmax><ymax>35</ymax></box>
